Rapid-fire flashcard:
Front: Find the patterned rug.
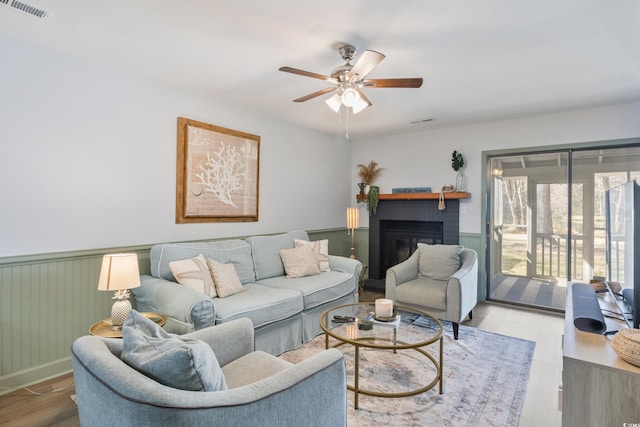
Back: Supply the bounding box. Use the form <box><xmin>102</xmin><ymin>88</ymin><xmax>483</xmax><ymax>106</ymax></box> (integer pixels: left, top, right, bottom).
<box><xmin>280</xmin><ymin>314</ymin><xmax>535</xmax><ymax>427</ymax></box>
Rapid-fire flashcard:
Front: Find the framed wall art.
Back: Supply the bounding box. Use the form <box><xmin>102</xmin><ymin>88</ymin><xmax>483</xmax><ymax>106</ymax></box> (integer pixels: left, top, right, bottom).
<box><xmin>176</xmin><ymin>117</ymin><xmax>260</xmax><ymax>223</ymax></box>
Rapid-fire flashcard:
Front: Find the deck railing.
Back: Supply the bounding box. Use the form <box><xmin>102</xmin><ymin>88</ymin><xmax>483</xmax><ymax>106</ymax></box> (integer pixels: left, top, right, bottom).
<box><xmin>536</xmin><ymin>233</ymin><xmax>584</xmax><ymax>279</ymax></box>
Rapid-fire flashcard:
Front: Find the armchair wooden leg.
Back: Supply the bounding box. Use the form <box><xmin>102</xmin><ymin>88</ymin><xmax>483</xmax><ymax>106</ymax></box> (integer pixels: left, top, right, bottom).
<box><xmin>453</xmin><ymin>322</ymin><xmax>459</xmax><ymax>340</ymax></box>
<box><xmin>468</xmin><ymin>310</ymin><xmax>473</xmax><ymax>320</ymax></box>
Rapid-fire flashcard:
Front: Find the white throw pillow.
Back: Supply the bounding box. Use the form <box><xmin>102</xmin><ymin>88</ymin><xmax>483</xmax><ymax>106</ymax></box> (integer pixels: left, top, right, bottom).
<box><xmin>206</xmin><ymin>258</ymin><xmax>245</xmax><ymax>298</ymax></box>
<box><xmin>169</xmin><ymin>254</ymin><xmax>217</xmax><ymax>298</ymax></box>
<box><xmin>279</xmin><ymin>245</ymin><xmax>321</xmax><ymax>278</ymax></box>
<box><xmin>294</xmin><ymin>239</ymin><xmax>330</xmax><ymax>272</ymax></box>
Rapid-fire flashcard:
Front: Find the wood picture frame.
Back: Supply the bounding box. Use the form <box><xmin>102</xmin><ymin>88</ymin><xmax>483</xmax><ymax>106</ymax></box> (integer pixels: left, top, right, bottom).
<box><xmin>176</xmin><ymin>117</ymin><xmax>260</xmax><ymax>223</ymax></box>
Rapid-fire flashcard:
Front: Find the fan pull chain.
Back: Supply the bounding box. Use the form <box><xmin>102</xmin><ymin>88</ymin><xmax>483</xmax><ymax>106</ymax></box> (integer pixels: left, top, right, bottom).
<box><xmin>345</xmin><ymin>106</ymin><xmax>350</xmax><ymax>139</ymax></box>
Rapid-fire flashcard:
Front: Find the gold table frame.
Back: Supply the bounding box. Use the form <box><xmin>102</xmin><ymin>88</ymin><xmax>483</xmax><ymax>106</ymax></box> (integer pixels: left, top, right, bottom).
<box><xmin>320</xmin><ymin>302</ymin><xmax>443</xmax><ymax>409</ymax></box>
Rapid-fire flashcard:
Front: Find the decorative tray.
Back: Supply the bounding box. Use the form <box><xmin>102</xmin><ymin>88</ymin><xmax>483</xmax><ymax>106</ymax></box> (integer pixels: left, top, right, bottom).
<box><xmin>89</xmin><ymin>312</ymin><xmax>167</xmax><ymax>338</ymax></box>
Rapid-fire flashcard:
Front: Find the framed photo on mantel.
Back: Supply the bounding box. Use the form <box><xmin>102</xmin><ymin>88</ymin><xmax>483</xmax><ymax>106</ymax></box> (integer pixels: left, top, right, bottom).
<box><xmin>176</xmin><ymin>117</ymin><xmax>260</xmax><ymax>223</ymax></box>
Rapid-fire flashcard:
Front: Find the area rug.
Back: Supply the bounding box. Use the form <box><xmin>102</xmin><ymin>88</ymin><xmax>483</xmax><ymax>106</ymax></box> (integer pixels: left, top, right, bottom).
<box><xmin>280</xmin><ymin>314</ymin><xmax>535</xmax><ymax>427</ymax></box>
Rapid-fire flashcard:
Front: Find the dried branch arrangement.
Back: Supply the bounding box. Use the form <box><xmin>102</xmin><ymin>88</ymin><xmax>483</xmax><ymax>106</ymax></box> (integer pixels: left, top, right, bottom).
<box><xmin>357</xmin><ymin>161</ymin><xmax>384</xmax><ymax>185</ymax></box>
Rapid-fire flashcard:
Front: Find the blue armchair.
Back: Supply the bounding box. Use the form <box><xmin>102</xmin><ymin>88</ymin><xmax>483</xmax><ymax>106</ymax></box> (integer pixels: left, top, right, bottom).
<box><xmin>71</xmin><ymin>318</ymin><xmax>347</xmax><ymax>426</ymax></box>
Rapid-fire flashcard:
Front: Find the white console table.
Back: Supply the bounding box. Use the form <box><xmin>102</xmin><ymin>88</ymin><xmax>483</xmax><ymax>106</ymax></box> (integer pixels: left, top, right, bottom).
<box><xmin>563</xmin><ymin>283</ymin><xmax>640</xmax><ymax>426</ymax></box>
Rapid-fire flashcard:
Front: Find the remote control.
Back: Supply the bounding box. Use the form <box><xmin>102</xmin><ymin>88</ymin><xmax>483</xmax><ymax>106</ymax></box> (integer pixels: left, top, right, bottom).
<box><xmin>332</xmin><ymin>315</ymin><xmax>356</xmax><ymax>323</ymax></box>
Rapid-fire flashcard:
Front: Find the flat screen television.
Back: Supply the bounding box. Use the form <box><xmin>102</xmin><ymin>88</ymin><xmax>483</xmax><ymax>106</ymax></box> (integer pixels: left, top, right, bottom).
<box><xmin>605</xmin><ymin>180</ymin><xmax>640</xmax><ymax>329</ymax></box>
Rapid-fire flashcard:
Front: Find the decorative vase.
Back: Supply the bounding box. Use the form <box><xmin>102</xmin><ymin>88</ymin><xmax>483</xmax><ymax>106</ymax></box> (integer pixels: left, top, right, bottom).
<box><xmin>456</xmin><ymin>169</ymin><xmax>468</xmax><ymax>192</ymax></box>
<box><xmin>367</xmin><ymin>185</ymin><xmax>380</xmax><ymax>215</ymax></box>
<box><xmin>358</xmin><ymin>183</ymin><xmax>367</xmax><ymax>202</ymax></box>
<box><xmin>110</xmin><ymin>289</ymin><xmax>132</xmax><ymax>329</ymax></box>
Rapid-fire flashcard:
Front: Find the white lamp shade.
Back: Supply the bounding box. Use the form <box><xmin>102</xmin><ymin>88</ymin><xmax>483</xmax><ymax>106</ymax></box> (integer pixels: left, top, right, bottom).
<box><xmin>346</xmin><ymin>207</ymin><xmax>360</xmax><ymax>229</ymax></box>
<box><xmin>98</xmin><ymin>253</ymin><xmax>141</xmax><ymax>291</ymax></box>
<box><xmin>341</xmin><ymin>87</ymin><xmax>360</xmax><ymax>107</ymax></box>
<box><xmin>325</xmin><ymin>93</ymin><xmax>341</xmax><ymax>113</ymax></box>
<box><xmin>352</xmin><ymin>95</ymin><xmax>370</xmax><ymax>114</ymax></box>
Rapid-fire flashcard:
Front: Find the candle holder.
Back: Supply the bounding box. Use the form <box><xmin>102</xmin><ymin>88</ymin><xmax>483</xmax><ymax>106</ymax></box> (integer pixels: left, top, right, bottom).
<box><xmin>374</xmin><ymin>298</ymin><xmax>394</xmax><ymax>319</ymax></box>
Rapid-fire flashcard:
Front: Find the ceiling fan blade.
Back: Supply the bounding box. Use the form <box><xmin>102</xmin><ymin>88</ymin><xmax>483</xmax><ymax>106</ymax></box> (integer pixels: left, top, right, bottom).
<box><xmin>292</xmin><ymin>87</ymin><xmax>336</xmax><ymax>102</ymax></box>
<box><xmin>347</xmin><ymin>50</ymin><xmax>385</xmax><ymax>80</ymax></box>
<box><xmin>367</xmin><ymin>78</ymin><xmax>423</xmax><ymax>88</ymax></box>
<box><xmin>279</xmin><ymin>66</ymin><xmax>335</xmax><ymax>82</ymax></box>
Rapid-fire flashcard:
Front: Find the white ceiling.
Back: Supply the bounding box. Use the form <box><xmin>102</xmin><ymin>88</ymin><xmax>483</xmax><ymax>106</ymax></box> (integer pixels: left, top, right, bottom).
<box><xmin>1</xmin><ymin>0</ymin><xmax>639</xmax><ymax>138</ymax></box>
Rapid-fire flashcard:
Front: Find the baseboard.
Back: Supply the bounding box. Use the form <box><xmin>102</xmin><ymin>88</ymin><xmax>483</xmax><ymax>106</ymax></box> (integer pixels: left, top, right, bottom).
<box><xmin>0</xmin><ymin>357</ymin><xmax>72</xmax><ymax>396</ymax></box>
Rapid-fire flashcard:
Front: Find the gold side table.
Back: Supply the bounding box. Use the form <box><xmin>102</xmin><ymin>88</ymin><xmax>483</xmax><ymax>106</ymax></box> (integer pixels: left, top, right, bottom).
<box><xmin>89</xmin><ymin>312</ymin><xmax>167</xmax><ymax>338</ymax></box>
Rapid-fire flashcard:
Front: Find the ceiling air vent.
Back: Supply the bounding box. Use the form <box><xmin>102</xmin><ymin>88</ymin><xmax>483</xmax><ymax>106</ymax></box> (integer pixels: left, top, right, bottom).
<box><xmin>1</xmin><ymin>0</ymin><xmax>48</xmax><ymax>18</ymax></box>
<box><xmin>410</xmin><ymin>117</ymin><xmax>437</xmax><ymax>124</ymax></box>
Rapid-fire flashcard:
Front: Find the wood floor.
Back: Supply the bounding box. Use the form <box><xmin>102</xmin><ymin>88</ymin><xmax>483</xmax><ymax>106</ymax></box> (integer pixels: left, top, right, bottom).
<box><xmin>0</xmin><ymin>372</ymin><xmax>78</xmax><ymax>427</ymax></box>
<box><xmin>467</xmin><ymin>301</ymin><xmax>564</xmax><ymax>427</ymax></box>
<box><xmin>0</xmin><ymin>298</ymin><xmax>564</xmax><ymax>427</ymax></box>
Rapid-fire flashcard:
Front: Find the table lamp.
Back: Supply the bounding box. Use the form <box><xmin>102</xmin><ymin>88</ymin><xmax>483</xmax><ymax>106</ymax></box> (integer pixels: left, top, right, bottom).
<box><xmin>97</xmin><ymin>253</ymin><xmax>141</xmax><ymax>329</ymax></box>
<box><xmin>346</xmin><ymin>207</ymin><xmax>360</xmax><ymax>259</ymax></box>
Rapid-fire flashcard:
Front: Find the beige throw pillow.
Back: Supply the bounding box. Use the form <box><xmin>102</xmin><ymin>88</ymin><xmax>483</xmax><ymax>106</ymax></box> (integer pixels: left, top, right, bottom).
<box><xmin>206</xmin><ymin>259</ymin><xmax>245</xmax><ymax>298</ymax></box>
<box><xmin>279</xmin><ymin>245</ymin><xmax>321</xmax><ymax>278</ymax></box>
<box><xmin>169</xmin><ymin>254</ymin><xmax>217</xmax><ymax>298</ymax></box>
<box><xmin>294</xmin><ymin>239</ymin><xmax>330</xmax><ymax>272</ymax></box>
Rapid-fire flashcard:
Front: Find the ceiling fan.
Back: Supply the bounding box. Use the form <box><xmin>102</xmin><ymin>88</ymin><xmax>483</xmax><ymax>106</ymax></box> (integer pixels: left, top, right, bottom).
<box><xmin>279</xmin><ymin>44</ymin><xmax>423</xmax><ymax>114</ymax></box>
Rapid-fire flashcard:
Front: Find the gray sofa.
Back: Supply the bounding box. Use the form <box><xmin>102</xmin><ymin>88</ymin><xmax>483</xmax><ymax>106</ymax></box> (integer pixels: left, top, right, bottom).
<box><xmin>133</xmin><ymin>230</ymin><xmax>362</xmax><ymax>355</ymax></box>
<box><xmin>71</xmin><ymin>318</ymin><xmax>347</xmax><ymax>427</ymax></box>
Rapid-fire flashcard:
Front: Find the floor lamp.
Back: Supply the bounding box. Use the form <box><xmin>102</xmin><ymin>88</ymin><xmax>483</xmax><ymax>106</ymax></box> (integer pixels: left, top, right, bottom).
<box><xmin>346</xmin><ymin>207</ymin><xmax>360</xmax><ymax>259</ymax></box>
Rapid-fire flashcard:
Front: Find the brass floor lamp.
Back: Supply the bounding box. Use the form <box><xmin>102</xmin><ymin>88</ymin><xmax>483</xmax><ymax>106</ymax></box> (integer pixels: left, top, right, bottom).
<box><xmin>346</xmin><ymin>207</ymin><xmax>360</xmax><ymax>259</ymax></box>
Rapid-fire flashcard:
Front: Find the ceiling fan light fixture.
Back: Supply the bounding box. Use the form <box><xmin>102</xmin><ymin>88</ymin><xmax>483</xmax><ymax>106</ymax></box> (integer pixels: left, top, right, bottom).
<box><xmin>280</xmin><ymin>44</ymin><xmax>422</xmax><ymax>122</ymax></box>
<box><xmin>325</xmin><ymin>93</ymin><xmax>342</xmax><ymax>113</ymax></box>
<box><xmin>341</xmin><ymin>87</ymin><xmax>360</xmax><ymax>107</ymax></box>
<box><xmin>352</xmin><ymin>96</ymin><xmax>369</xmax><ymax>114</ymax></box>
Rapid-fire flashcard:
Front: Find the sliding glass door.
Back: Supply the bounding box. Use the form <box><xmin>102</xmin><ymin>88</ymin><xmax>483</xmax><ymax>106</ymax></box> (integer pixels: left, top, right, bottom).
<box><xmin>488</xmin><ymin>153</ymin><xmax>569</xmax><ymax>310</ymax></box>
<box><xmin>487</xmin><ymin>145</ymin><xmax>640</xmax><ymax>311</ymax></box>
<box><xmin>571</xmin><ymin>148</ymin><xmax>640</xmax><ymax>283</ymax></box>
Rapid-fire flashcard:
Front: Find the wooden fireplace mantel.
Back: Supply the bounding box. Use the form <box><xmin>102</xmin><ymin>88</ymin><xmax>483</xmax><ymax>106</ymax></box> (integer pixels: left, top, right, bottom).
<box><xmin>357</xmin><ymin>192</ymin><xmax>470</xmax><ymax>202</ymax></box>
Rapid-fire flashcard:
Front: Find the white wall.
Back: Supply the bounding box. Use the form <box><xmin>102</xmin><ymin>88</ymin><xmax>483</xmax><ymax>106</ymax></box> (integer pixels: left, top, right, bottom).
<box><xmin>351</xmin><ymin>101</ymin><xmax>640</xmax><ymax>232</ymax></box>
<box><xmin>0</xmin><ymin>36</ymin><xmax>352</xmax><ymax>257</ymax></box>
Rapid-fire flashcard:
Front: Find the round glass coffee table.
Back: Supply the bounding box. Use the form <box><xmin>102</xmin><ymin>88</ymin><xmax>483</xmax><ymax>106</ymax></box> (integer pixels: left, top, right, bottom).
<box><xmin>320</xmin><ymin>302</ymin><xmax>443</xmax><ymax>409</ymax></box>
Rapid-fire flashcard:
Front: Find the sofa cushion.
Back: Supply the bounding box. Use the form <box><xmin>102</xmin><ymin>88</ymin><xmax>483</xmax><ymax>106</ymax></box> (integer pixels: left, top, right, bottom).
<box><xmin>257</xmin><ymin>270</ymin><xmax>355</xmax><ymax>310</ymax></box>
<box><xmin>417</xmin><ymin>243</ymin><xmax>463</xmax><ymax>280</ymax></box>
<box><xmin>395</xmin><ymin>277</ymin><xmax>448</xmax><ymax>311</ymax></box>
<box><xmin>169</xmin><ymin>254</ymin><xmax>217</xmax><ymax>298</ymax></box>
<box><xmin>294</xmin><ymin>239</ymin><xmax>330</xmax><ymax>272</ymax></box>
<box><xmin>246</xmin><ymin>230</ymin><xmax>309</xmax><ymax>280</ymax></box>
<box><xmin>279</xmin><ymin>245</ymin><xmax>321</xmax><ymax>278</ymax></box>
<box><xmin>150</xmin><ymin>240</ymin><xmax>256</xmax><ymax>284</ymax></box>
<box><xmin>207</xmin><ymin>258</ymin><xmax>245</xmax><ymax>298</ymax></box>
<box><xmin>212</xmin><ymin>283</ymin><xmax>304</xmax><ymax>328</ymax></box>
<box><xmin>121</xmin><ymin>310</ymin><xmax>227</xmax><ymax>392</ymax></box>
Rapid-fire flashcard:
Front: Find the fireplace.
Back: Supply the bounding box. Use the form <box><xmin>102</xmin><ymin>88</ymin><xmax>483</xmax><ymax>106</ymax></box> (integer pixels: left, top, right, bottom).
<box><xmin>380</xmin><ymin>220</ymin><xmax>443</xmax><ymax>276</ymax></box>
<box><xmin>366</xmin><ymin>196</ymin><xmax>461</xmax><ymax>292</ymax></box>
